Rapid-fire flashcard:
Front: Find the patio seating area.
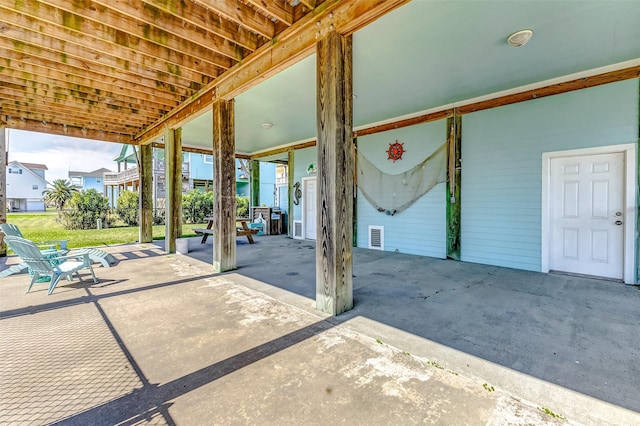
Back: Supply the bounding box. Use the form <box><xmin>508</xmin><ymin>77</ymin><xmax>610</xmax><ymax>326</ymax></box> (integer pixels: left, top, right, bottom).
<box><xmin>1</xmin><ymin>236</ymin><xmax>638</xmax><ymax>424</ymax></box>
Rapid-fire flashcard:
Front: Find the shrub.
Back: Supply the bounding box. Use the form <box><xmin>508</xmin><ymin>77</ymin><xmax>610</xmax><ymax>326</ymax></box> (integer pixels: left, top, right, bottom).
<box><xmin>236</xmin><ymin>195</ymin><xmax>250</xmax><ymax>218</ymax></box>
<box><xmin>116</xmin><ymin>190</ymin><xmax>139</xmax><ymax>226</ymax></box>
<box><xmin>181</xmin><ymin>190</ymin><xmax>213</xmax><ymax>224</ymax></box>
<box><xmin>58</xmin><ymin>189</ymin><xmax>114</xmax><ymax>230</ymax></box>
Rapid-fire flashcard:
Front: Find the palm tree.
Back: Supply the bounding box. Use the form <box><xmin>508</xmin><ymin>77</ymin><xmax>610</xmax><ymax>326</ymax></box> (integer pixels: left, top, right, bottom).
<box><xmin>42</xmin><ymin>179</ymin><xmax>78</xmax><ymax>212</ymax></box>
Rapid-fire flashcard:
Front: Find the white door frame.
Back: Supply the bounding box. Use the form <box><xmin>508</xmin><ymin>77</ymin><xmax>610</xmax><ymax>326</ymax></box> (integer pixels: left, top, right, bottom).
<box><xmin>301</xmin><ymin>176</ymin><xmax>317</xmax><ymax>240</ymax></box>
<box><xmin>541</xmin><ymin>143</ymin><xmax>637</xmax><ymax>283</ymax></box>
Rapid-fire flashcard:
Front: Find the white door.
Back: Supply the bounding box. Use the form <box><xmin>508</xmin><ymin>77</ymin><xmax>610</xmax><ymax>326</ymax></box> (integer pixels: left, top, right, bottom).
<box><xmin>549</xmin><ymin>152</ymin><xmax>624</xmax><ymax>279</ymax></box>
<box><xmin>303</xmin><ymin>178</ymin><xmax>317</xmax><ymax>240</ymax></box>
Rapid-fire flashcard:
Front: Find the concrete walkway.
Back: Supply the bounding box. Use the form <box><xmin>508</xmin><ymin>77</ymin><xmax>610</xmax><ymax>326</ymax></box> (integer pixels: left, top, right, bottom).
<box><xmin>0</xmin><ymin>237</ymin><xmax>638</xmax><ymax>425</ymax></box>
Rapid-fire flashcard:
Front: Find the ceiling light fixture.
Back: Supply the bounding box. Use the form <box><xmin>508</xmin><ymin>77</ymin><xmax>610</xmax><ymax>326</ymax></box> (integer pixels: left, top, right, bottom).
<box><xmin>507</xmin><ymin>29</ymin><xmax>533</xmax><ymax>47</ymax></box>
<box><xmin>262</xmin><ymin>122</ymin><xmax>273</xmax><ymax>130</ymax></box>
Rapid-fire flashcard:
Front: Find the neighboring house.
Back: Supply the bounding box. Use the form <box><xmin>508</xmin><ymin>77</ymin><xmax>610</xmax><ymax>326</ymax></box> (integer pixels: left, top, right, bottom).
<box><xmin>69</xmin><ymin>168</ymin><xmax>111</xmax><ymax>195</ymax></box>
<box><xmin>103</xmin><ymin>145</ymin><xmax>276</xmax><ymax>208</ymax></box>
<box><xmin>5</xmin><ymin>161</ymin><xmax>47</xmax><ymax>212</ymax></box>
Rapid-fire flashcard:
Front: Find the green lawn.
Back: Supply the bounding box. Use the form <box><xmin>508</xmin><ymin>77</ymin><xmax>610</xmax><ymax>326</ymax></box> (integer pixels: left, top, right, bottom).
<box><xmin>5</xmin><ymin>212</ymin><xmax>205</xmax><ymax>250</ymax></box>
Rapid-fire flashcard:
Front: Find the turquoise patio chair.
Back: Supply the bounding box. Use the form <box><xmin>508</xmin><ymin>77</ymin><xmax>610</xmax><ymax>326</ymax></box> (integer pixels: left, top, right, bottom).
<box><xmin>3</xmin><ymin>236</ymin><xmax>98</xmax><ymax>295</ymax></box>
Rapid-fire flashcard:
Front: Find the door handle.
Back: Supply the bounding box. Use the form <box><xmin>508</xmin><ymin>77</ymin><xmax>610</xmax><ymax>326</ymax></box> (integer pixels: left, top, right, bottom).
<box><xmin>615</xmin><ymin>220</ymin><xmax>623</xmax><ymax>226</ymax></box>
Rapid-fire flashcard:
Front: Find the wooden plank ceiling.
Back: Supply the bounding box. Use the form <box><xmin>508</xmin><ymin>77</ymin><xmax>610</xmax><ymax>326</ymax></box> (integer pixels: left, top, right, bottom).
<box><xmin>0</xmin><ymin>0</ymin><xmax>319</xmax><ymax>144</ymax></box>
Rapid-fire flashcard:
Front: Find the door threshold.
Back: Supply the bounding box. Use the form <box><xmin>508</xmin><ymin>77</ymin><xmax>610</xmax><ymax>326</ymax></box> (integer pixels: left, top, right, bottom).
<box><xmin>549</xmin><ymin>270</ymin><xmax>623</xmax><ymax>283</ymax></box>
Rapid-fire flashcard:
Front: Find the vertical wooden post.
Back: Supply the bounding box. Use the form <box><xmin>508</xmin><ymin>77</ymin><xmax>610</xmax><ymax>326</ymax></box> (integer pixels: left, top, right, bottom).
<box><xmin>213</xmin><ymin>99</ymin><xmax>237</xmax><ymax>272</ymax></box>
<box><xmin>139</xmin><ymin>143</ymin><xmax>153</xmax><ymax>243</ymax></box>
<box><xmin>164</xmin><ymin>128</ymin><xmax>182</xmax><ymax>253</ymax></box>
<box><xmin>316</xmin><ymin>31</ymin><xmax>354</xmax><ymax>315</ymax></box>
<box><xmin>287</xmin><ymin>148</ymin><xmax>294</xmax><ymax>238</ymax></box>
<box><xmin>250</xmin><ymin>160</ymin><xmax>260</xmax><ymax>207</ymax></box>
<box><xmin>446</xmin><ymin>114</ymin><xmax>462</xmax><ymax>260</ymax></box>
<box><xmin>0</xmin><ymin>127</ymin><xmax>7</xmax><ymax>257</ymax></box>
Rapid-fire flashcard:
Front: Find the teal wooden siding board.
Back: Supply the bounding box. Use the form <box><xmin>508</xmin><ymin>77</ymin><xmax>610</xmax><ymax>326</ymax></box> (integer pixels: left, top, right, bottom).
<box><xmin>461</xmin><ymin>79</ymin><xmax>638</xmax><ymax>272</ymax></box>
<box><xmin>355</xmin><ymin>120</ymin><xmax>447</xmax><ymax>258</ymax></box>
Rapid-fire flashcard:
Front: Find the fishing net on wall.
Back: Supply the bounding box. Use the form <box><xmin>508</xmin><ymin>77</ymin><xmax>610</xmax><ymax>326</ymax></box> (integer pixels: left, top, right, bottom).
<box><xmin>357</xmin><ymin>143</ymin><xmax>447</xmax><ymax>215</ymax></box>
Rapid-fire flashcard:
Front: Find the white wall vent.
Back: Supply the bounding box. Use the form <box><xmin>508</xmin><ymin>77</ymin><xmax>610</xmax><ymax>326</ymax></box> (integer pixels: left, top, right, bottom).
<box><xmin>293</xmin><ymin>220</ymin><xmax>303</xmax><ymax>239</ymax></box>
<box><xmin>368</xmin><ymin>225</ymin><xmax>384</xmax><ymax>250</ymax></box>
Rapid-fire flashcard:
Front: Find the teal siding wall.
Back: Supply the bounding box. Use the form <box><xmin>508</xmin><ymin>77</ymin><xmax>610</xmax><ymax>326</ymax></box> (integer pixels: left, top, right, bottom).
<box><xmin>259</xmin><ymin>162</ymin><xmax>277</xmax><ymax>206</ymax></box>
<box><xmin>461</xmin><ymin>80</ymin><xmax>638</xmax><ymax>271</ymax></box>
<box><xmin>356</xmin><ymin>120</ymin><xmax>447</xmax><ymax>257</ymax></box>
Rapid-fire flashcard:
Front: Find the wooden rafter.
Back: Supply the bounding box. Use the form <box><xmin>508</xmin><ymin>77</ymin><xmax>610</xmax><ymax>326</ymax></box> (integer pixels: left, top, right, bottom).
<box><xmin>0</xmin><ymin>0</ymin><xmax>404</xmax><ymax>145</ymax></box>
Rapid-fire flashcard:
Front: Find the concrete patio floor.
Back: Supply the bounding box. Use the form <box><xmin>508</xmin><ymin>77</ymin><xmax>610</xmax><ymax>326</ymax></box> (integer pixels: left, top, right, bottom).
<box><xmin>0</xmin><ymin>235</ymin><xmax>638</xmax><ymax>425</ymax></box>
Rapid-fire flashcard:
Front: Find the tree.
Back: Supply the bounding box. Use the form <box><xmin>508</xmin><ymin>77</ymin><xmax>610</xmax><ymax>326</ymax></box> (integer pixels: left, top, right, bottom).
<box><xmin>116</xmin><ymin>190</ymin><xmax>139</xmax><ymax>226</ymax></box>
<box><xmin>42</xmin><ymin>179</ymin><xmax>78</xmax><ymax>211</ymax></box>
<box><xmin>58</xmin><ymin>189</ymin><xmax>114</xmax><ymax>230</ymax></box>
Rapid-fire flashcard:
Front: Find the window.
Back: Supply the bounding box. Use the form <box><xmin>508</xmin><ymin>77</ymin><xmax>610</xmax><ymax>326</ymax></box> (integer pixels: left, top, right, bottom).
<box><xmin>8</xmin><ymin>168</ymin><xmax>22</xmax><ymax>174</ymax></box>
<box><xmin>32</xmin><ymin>185</ymin><xmax>38</xmax><ymax>190</ymax></box>
<box><xmin>204</xmin><ymin>155</ymin><xmax>213</xmax><ymax>164</ymax></box>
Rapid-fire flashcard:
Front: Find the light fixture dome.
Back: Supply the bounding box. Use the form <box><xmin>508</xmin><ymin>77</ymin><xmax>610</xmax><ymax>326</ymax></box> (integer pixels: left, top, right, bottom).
<box><xmin>507</xmin><ymin>29</ymin><xmax>533</xmax><ymax>47</ymax></box>
<box><xmin>262</xmin><ymin>122</ymin><xmax>273</xmax><ymax>130</ymax></box>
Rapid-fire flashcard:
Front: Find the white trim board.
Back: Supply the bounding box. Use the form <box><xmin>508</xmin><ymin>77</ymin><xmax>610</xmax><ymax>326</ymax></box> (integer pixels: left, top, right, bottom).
<box><xmin>541</xmin><ymin>143</ymin><xmax>637</xmax><ymax>284</ymax></box>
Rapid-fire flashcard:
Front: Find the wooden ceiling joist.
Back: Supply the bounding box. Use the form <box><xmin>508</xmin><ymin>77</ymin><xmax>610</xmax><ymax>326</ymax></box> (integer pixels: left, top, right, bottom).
<box><xmin>138</xmin><ymin>0</ymin><xmax>410</xmax><ymax>142</ymax></box>
<box><xmin>142</xmin><ymin>0</ymin><xmax>261</xmax><ymax>51</ymax></box>
<box><xmin>4</xmin><ymin>116</ymin><xmax>135</xmax><ymax>143</ymax></box>
<box><xmin>0</xmin><ymin>0</ymin><xmax>405</xmax><ymax>145</ymax></box>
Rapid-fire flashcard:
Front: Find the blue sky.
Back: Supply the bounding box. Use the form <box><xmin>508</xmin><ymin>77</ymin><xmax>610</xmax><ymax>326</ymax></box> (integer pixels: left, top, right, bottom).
<box><xmin>6</xmin><ymin>129</ymin><xmax>122</xmax><ymax>184</ymax></box>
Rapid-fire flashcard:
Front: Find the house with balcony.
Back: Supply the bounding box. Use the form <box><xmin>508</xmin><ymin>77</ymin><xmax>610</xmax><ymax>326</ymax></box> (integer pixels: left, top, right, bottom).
<box><xmin>104</xmin><ymin>144</ymin><xmax>276</xmax><ymax>209</ymax></box>
<box><xmin>5</xmin><ymin>161</ymin><xmax>48</xmax><ymax>212</ymax></box>
<box><xmin>68</xmin><ymin>168</ymin><xmax>111</xmax><ymax>195</ymax></box>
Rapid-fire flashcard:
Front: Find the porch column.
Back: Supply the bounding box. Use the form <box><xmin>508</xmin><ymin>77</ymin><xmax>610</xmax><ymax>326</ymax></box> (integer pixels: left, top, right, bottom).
<box><xmin>212</xmin><ymin>99</ymin><xmax>237</xmax><ymax>272</ymax></box>
<box><xmin>0</xmin><ymin>127</ymin><xmax>6</xmax><ymax>257</ymax></box>
<box><xmin>164</xmin><ymin>128</ymin><xmax>183</xmax><ymax>253</ymax></box>
<box><xmin>250</xmin><ymin>160</ymin><xmax>260</xmax><ymax>207</ymax></box>
<box><xmin>446</xmin><ymin>114</ymin><xmax>462</xmax><ymax>260</ymax></box>
<box><xmin>139</xmin><ymin>143</ymin><xmax>153</xmax><ymax>243</ymax></box>
<box><xmin>287</xmin><ymin>148</ymin><xmax>294</xmax><ymax>238</ymax></box>
<box><xmin>315</xmin><ymin>31</ymin><xmax>354</xmax><ymax>315</ymax></box>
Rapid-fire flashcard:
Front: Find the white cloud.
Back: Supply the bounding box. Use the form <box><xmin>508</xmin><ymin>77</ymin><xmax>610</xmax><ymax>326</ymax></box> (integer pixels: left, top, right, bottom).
<box><xmin>6</xmin><ymin>129</ymin><xmax>122</xmax><ymax>184</ymax></box>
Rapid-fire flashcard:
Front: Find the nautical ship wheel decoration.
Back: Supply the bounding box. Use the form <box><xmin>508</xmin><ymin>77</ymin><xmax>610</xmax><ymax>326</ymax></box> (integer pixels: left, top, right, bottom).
<box><xmin>386</xmin><ymin>140</ymin><xmax>405</xmax><ymax>163</ymax></box>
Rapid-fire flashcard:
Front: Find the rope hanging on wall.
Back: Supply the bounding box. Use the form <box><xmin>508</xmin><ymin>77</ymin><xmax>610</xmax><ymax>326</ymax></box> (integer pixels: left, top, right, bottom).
<box><xmin>357</xmin><ymin>143</ymin><xmax>447</xmax><ymax>216</ymax></box>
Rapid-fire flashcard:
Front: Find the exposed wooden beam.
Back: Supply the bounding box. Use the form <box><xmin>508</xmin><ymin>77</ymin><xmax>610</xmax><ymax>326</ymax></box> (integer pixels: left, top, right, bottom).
<box><xmin>137</xmin><ymin>0</ymin><xmax>409</xmax><ymax>142</ymax></box>
<box><xmin>0</xmin><ymin>73</ymin><xmax>177</xmax><ymax>111</ymax></box>
<box><xmin>1</xmin><ymin>85</ymin><xmax>163</xmax><ymax>122</ymax></box>
<box><xmin>194</xmin><ymin>0</ymin><xmax>276</xmax><ymax>39</ymax></box>
<box><xmin>1</xmin><ymin>2</ymin><xmax>229</xmax><ymax>76</ymax></box>
<box><xmin>315</xmin><ymin>31</ymin><xmax>354</xmax><ymax>316</ymax></box>
<box><xmin>0</xmin><ymin>34</ymin><xmax>209</xmax><ymax>95</ymax></box>
<box><xmin>212</xmin><ymin>99</ymin><xmax>237</xmax><ymax>272</ymax></box>
<box><xmin>139</xmin><ymin>143</ymin><xmax>153</xmax><ymax>243</ymax></box>
<box><xmin>446</xmin><ymin>115</ymin><xmax>462</xmax><ymax>260</ymax></box>
<box><xmin>82</xmin><ymin>0</ymin><xmax>249</xmax><ymax>61</ymax></box>
<box><xmin>1</xmin><ymin>105</ymin><xmax>143</xmax><ymax>135</ymax></box>
<box><xmin>298</xmin><ymin>0</ymin><xmax>317</xmax><ymax>10</ymax></box>
<box><xmin>355</xmin><ymin>109</ymin><xmax>454</xmax><ymax>137</ymax></box>
<box><xmin>250</xmin><ymin>160</ymin><xmax>260</xmax><ymax>207</ymax></box>
<box><xmin>2</xmin><ymin>94</ymin><xmax>153</xmax><ymax>127</ymax></box>
<box><xmin>164</xmin><ymin>127</ymin><xmax>182</xmax><ymax>253</ymax></box>
<box><xmin>457</xmin><ymin>65</ymin><xmax>640</xmax><ymax>115</ymax></box>
<box><xmin>246</xmin><ymin>0</ymin><xmax>295</xmax><ymax>26</ymax></box>
<box><xmin>0</xmin><ymin>78</ymin><xmax>172</xmax><ymax>116</ymax></box>
<box><xmin>141</xmin><ymin>0</ymin><xmax>260</xmax><ymax>51</ymax></box>
<box><xmin>250</xmin><ymin>140</ymin><xmax>317</xmax><ymax>159</ymax></box>
<box><xmin>4</xmin><ymin>117</ymin><xmax>135</xmax><ymax>143</ymax></box>
<box><xmin>0</xmin><ymin>57</ymin><xmax>192</xmax><ymax>103</ymax></box>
